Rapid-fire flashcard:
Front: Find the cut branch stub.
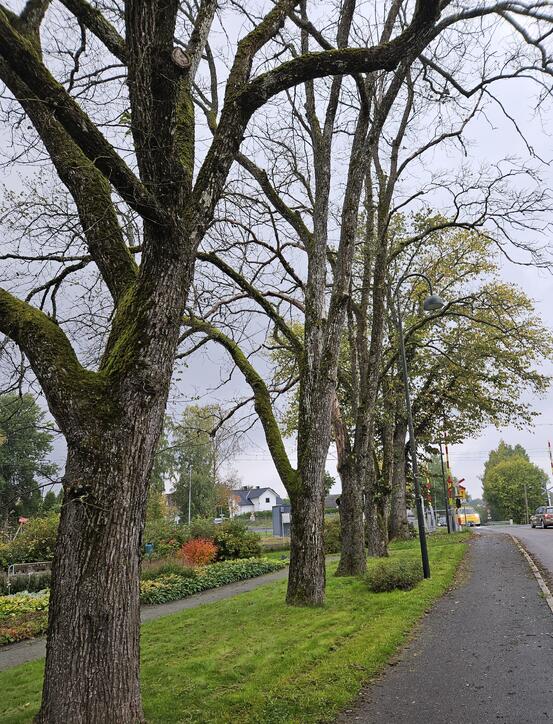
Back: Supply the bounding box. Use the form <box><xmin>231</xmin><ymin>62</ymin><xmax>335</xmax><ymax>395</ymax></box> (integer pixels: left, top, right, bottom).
<box><xmin>172</xmin><ymin>47</ymin><xmax>191</xmax><ymax>70</ymax></box>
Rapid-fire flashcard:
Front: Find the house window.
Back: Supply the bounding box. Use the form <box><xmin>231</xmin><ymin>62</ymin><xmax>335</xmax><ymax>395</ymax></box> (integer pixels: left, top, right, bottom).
<box><xmin>265</xmin><ymin>497</ymin><xmax>270</xmax><ymax>503</ymax></box>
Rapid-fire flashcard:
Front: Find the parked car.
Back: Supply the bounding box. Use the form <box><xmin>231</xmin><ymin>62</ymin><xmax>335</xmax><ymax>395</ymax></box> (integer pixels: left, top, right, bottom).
<box><xmin>456</xmin><ymin>506</ymin><xmax>481</xmax><ymax>527</ymax></box>
<box><xmin>530</xmin><ymin>506</ymin><xmax>553</xmax><ymax>528</ymax></box>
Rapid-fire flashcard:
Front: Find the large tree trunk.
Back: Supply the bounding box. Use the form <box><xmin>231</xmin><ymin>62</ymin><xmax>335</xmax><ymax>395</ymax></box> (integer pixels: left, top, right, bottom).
<box><xmin>333</xmin><ymin>397</ymin><xmax>366</xmax><ymax>576</ymax></box>
<box><xmin>287</xmin><ymin>483</ymin><xmax>326</xmax><ymax>606</ymax></box>
<box><xmin>336</xmin><ymin>464</ymin><xmax>366</xmax><ymax>575</ymax></box>
<box><xmin>388</xmin><ymin>418</ymin><xmax>410</xmax><ymax>541</ymax></box>
<box><xmin>37</xmin><ymin>406</ymin><xmax>165</xmax><ymax>723</ymax></box>
<box><xmin>366</xmin><ymin>502</ymin><xmax>389</xmax><ymax>557</ymax></box>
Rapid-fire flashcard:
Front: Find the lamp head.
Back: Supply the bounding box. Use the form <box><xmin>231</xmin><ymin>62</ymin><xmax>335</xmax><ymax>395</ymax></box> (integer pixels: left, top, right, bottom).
<box><xmin>423</xmin><ymin>293</ymin><xmax>445</xmax><ymax>312</ymax></box>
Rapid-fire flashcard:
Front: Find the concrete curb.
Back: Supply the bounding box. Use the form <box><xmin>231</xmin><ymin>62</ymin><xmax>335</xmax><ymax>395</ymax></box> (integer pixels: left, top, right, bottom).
<box><xmin>510</xmin><ymin>534</ymin><xmax>553</xmax><ymax>615</ymax></box>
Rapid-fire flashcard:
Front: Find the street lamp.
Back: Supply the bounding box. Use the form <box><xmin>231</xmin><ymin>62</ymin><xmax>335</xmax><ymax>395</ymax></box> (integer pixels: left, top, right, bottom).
<box><xmin>394</xmin><ymin>272</ymin><xmax>445</xmax><ymax>579</ymax></box>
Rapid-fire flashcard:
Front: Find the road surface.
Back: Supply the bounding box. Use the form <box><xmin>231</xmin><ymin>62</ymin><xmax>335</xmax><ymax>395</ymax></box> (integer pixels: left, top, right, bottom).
<box><xmin>482</xmin><ymin>524</ymin><xmax>553</xmax><ymax>585</ymax></box>
<box><xmin>339</xmin><ymin>532</ymin><xmax>553</xmax><ymax>724</ymax></box>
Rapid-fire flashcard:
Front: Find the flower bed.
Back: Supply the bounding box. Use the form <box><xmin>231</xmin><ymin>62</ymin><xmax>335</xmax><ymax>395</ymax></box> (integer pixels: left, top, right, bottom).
<box><xmin>0</xmin><ymin>592</ymin><xmax>50</xmax><ymax>646</ymax></box>
<box><xmin>0</xmin><ymin>559</ymin><xmax>287</xmax><ymax>645</ymax></box>
<box><xmin>139</xmin><ymin>558</ymin><xmax>287</xmax><ymax>605</ymax></box>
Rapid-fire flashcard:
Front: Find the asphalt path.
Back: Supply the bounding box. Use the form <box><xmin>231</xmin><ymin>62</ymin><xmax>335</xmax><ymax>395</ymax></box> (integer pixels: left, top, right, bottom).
<box><xmin>339</xmin><ymin>532</ymin><xmax>553</xmax><ymax>724</ymax></box>
<box><xmin>484</xmin><ymin>524</ymin><xmax>553</xmax><ymax>585</ymax></box>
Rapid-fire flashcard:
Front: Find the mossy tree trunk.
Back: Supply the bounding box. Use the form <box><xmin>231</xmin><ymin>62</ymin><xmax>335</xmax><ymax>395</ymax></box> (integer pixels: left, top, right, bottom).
<box><xmin>287</xmin><ymin>483</ymin><xmax>326</xmax><ymax>606</ymax></box>
<box><xmin>38</xmin><ymin>437</ymin><xmax>156</xmax><ymax>722</ymax></box>
<box><xmin>336</xmin><ymin>465</ymin><xmax>367</xmax><ymax>575</ymax></box>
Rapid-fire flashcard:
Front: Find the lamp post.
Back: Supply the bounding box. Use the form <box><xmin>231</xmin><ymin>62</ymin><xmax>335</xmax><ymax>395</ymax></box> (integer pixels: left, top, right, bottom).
<box><xmin>394</xmin><ymin>272</ymin><xmax>445</xmax><ymax>579</ymax></box>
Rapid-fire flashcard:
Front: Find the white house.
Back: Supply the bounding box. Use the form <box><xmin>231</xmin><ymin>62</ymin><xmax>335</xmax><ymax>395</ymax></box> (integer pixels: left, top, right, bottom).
<box><xmin>229</xmin><ymin>486</ymin><xmax>283</xmax><ymax>517</ymax></box>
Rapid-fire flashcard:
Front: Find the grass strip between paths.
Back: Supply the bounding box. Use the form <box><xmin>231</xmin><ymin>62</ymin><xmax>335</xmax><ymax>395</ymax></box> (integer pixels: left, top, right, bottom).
<box><xmin>0</xmin><ymin>532</ymin><xmax>469</xmax><ymax>723</ymax></box>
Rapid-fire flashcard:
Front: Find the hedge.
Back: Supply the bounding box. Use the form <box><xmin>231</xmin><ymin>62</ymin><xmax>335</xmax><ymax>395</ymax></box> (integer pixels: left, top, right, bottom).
<box><xmin>139</xmin><ymin>558</ymin><xmax>287</xmax><ymax>605</ymax></box>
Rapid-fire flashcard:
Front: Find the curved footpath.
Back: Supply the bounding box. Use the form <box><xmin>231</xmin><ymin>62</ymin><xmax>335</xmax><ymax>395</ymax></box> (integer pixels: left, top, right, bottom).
<box><xmin>338</xmin><ymin>531</ymin><xmax>553</xmax><ymax>724</ymax></box>
<box><xmin>0</xmin><ymin>566</ymin><xmax>288</xmax><ymax>672</ymax></box>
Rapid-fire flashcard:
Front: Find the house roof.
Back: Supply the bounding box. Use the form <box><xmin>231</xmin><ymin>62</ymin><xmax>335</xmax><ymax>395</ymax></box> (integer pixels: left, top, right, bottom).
<box><xmin>232</xmin><ymin>489</ymin><xmax>254</xmax><ymax>506</ymax></box>
<box><xmin>231</xmin><ymin>487</ymin><xmax>283</xmax><ymax>506</ymax></box>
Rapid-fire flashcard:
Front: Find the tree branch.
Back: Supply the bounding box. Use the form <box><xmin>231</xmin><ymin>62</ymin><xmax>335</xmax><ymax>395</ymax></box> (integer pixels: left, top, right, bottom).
<box><xmin>183</xmin><ymin>315</ymin><xmax>299</xmax><ymax>493</ymax></box>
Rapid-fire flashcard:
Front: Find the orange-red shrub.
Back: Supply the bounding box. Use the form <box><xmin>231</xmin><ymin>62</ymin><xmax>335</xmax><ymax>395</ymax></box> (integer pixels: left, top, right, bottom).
<box><xmin>178</xmin><ymin>538</ymin><xmax>217</xmax><ymax>567</ymax></box>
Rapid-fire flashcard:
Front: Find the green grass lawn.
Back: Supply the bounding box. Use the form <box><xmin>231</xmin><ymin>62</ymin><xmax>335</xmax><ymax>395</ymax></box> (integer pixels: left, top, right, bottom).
<box><xmin>0</xmin><ymin>532</ymin><xmax>469</xmax><ymax>723</ymax></box>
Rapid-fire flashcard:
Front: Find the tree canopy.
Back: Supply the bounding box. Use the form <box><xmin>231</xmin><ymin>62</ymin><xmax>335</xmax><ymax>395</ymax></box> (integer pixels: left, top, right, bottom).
<box><xmin>0</xmin><ymin>393</ymin><xmax>58</xmax><ymax>524</ymax></box>
<box><xmin>483</xmin><ymin>443</ymin><xmax>548</xmax><ymax>523</ymax></box>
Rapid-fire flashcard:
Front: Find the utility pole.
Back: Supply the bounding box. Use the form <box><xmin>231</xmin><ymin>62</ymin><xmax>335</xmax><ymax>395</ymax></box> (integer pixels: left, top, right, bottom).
<box><xmin>523</xmin><ymin>481</ymin><xmax>529</xmax><ymax>524</ymax></box>
<box><xmin>545</xmin><ymin>440</ymin><xmax>553</xmax><ymax>505</ymax></box>
<box><xmin>188</xmin><ymin>463</ymin><xmax>192</xmax><ymax>525</ymax></box>
<box><xmin>439</xmin><ymin>441</ymin><xmax>452</xmax><ymax>533</ymax></box>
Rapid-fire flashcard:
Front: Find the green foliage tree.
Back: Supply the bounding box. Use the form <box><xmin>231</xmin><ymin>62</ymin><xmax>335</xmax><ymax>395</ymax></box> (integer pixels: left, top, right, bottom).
<box><xmin>483</xmin><ymin>440</ymin><xmax>529</xmax><ymax>479</ymax></box>
<box><xmin>168</xmin><ymin>406</ymin><xmax>219</xmax><ymax>521</ymax></box>
<box><xmin>483</xmin><ymin>446</ymin><xmax>548</xmax><ymax>523</ymax></box>
<box><xmin>0</xmin><ymin>394</ymin><xmax>58</xmax><ymax>525</ymax></box>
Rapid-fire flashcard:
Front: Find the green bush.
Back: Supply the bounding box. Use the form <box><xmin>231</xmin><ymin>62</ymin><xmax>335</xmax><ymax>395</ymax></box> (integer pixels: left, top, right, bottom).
<box><xmin>0</xmin><ymin>591</ymin><xmax>50</xmax><ymax>646</ymax></box>
<box><xmin>323</xmin><ymin>518</ymin><xmax>341</xmax><ymax>554</ymax></box>
<box><xmin>139</xmin><ymin>558</ymin><xmax>286</xmax><ymax>605</ymax></box>
<box><xmin>143</xmin><ymin>519</ymin><xmax>189</xmax><ymax>559</ymax></box>
<box><xmin>214</xmin><ymin>520</ymin><xmax>261</xmax><ymax>561</ymax></box>
<box><xmin>1</xmin><ymin>515</ymin><xmax>59</xmax><ymax>567</ymax></box>
<box><xmin>189</xmin><ymin>518</ymin><xmax>217</xmax><ymax>540</ymax></box>
<box><xmin>141</xmin><ymin>559</ymin><xmax>196</xmax><ymax>581</ymax></box>
<box><xmin>0</xmin><ymin>571</ymin><xmax>51</xmax><ymax>595</ymax></box>
<box><xmin>365</xmin><ymin>558</ymin><xmax>423</xmax><ymax>593</ymax></box>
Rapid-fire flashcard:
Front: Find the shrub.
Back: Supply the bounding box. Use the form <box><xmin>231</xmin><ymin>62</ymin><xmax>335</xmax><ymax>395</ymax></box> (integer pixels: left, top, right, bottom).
<box><xmin>0</xmin><ymin>514</ymin><xmax>59</xmax><ymax>567</ymax></box>
<box><xmin>0</xmin><ymin>591</ymin><xmax>50</xmax><ymax>618</ymax></box>
<box><xmin>0</xmin><ymin>591</ymin><xmax>50</xmax><ymax>646</ymax></box>
<box><xmin>139</xmin><ymin>558</ymin><xmax>286</xmax><ymax>605</ymax></box>
<box><xmin>141</xmin><ymin>559</ymin><xmax>196</xmax><ymax>581</ymax></box>
<box><xmin>3</xmin><ymin>571</ymin><xmax>51</xmax><ymax>595</ymax></box>
<box><xmin>323</xmin><ymin>518</ymin><xmax>341</xmax><ymax>554</ymax></box>
<box><xmin>143</xmin><ymin>519</ymin><xmax>189</xmax><ymax>559</ymax></box>
<box><xmin>213</xmin><ymin>520</ymin><xmax>261</xmax><ymax>561</ymax></box>
<box><xmin>365</xmin><ymin>558</ymin><xmax>423</xmax><ymax>593</ymax></box>
<box><xmin>178</xmin><ymin>538</ymin><xmax>218</xmax><ymax>567</ymax></box>
<box><xmin>0</xmin><ymin>610</ymin><xmax>49</xmax><ymax>646</ymax></box>
<box><xmin>189</xmin><ymin>518</ymin><xmax>217</xmax><ymax>540</ymax></box>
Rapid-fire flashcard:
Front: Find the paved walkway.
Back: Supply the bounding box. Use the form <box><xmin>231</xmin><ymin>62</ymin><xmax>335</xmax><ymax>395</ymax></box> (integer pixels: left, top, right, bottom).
<box><xmin>339</xmin><ymin>532</ymin><xmax>553</xmax><ymax>724</ymax></box>
<box><xmin>0</xmin><ymin>567</ymin><xmax>288</xmax><ymax>672</ymax></box>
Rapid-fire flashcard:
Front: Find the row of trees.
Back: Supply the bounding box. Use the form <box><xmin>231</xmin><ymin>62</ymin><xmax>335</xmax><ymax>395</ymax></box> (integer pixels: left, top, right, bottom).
<box><xmin>1</xmin><ymin>1</ymin><xmax>552</xmax><ymax>720</ymax></box>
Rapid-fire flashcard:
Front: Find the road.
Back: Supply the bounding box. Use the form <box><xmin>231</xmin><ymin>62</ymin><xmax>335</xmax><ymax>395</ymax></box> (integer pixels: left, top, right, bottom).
<box><xmin>339</xmin><ymin>532</ymin><xmax>553</xmax><ymax>723</ymax></box>
<box><xmin>481</xmin><ymin>524</ymin><xmax>553</xmax><ymax>585</ymax></box>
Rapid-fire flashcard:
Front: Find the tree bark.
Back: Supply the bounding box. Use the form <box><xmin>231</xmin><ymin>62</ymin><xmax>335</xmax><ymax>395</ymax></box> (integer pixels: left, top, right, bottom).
<box><xmin>388</xmin><ymin>417</ymin><xmax>410</xmax><ymax>541</ymax></box>
<box><xmin>366</xmin><ymin>501</ymin><xmax>389</xmax><ymax>557</ymax></box>
<box><xmin>336</xmin><ymin>464</ymin><xmax>366</xmax><ymax>575</ymax></box>
<box><xmin>37</xmin><ymin>426</ymin><xmax>161</xmax><ymax>722</ymax></box>
<box><xmin>287</xmin><ymin>484</ymin><xmax>326</xmax><ymax>606</ymax></box>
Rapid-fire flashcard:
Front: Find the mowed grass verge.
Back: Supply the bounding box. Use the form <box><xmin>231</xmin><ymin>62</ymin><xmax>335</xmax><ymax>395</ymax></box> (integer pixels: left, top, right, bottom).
<box><xmin>0</xmin><ymin>532</ymin><xmax>470</xmax><ymax>723</ymax></box>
